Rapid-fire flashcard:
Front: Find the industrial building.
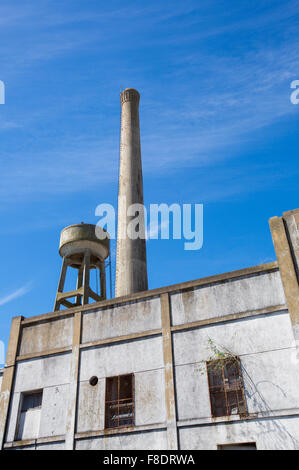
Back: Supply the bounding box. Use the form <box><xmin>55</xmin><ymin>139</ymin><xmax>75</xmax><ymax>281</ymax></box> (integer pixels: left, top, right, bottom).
<box><xmin>0</xmin><ymin>89</ymin><xmax>299</xmax><ymax>450</ymax></box>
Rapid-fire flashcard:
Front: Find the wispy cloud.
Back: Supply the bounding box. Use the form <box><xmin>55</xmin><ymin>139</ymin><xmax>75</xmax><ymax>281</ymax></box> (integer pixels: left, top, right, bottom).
<box><xmin>0</xmin><ymin>282</ymin><xmax>32</xmax><ymax>307</ymax></box>
<box><xmin>0</xmin><ymin>136</ymin><xmax>118</xmax><ymax>205</ymax></box>
<box><xmin>1</xmin><ymin>38</ymin><xmax>298</xmax><ymax>204</ymax></box>
<box><xmin>0</xmin><ymin>0</ymin><xmax>298</xmax><ymax>206</ymax></box>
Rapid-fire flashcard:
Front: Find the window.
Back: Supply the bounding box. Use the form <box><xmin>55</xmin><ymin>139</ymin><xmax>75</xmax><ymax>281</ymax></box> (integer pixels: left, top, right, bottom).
<box><xmin>16</xmin><ymin>391</ymin><xmax>43</xmax><ymax>441</ymax></box>
<box><xmin>105</xmin><ymin>374</ymin><xmax>134</xmax><ymax>429</ymax></box>
<box><xmin>207</xmin><ymin>358</ymin><xmax>247</xmax><ymax>418</ymax></box>
<box><xmin>218</xmin><ymin>443</ymin><xmax>256</xmax><ymax>450</ymax></box>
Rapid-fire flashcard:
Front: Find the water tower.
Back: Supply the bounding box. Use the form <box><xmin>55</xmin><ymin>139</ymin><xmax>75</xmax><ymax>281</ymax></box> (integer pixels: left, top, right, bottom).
<box><xmin>54</xmin><ymin>223</ymin><xmax>109</xmax><ymax>311</ymax></box>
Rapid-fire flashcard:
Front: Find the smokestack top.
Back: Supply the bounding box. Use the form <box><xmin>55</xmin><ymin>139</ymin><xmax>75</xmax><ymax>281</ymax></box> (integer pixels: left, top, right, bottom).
<box><xmin>120</xmin><ymin>88</ymin><xmax>140</xmax><ymax>105</ymax></box>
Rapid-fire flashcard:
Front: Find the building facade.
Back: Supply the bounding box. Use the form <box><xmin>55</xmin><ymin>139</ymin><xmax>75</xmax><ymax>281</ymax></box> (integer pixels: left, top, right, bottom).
<box><xmin>0</xmin><ymin>208</ymin><xmax>299</xmax><ymax>450</ymax></box>
<box><xmin>1</xmin><ymin>89</ymin><xmax>299</xmax><ymax>450</ymax></box>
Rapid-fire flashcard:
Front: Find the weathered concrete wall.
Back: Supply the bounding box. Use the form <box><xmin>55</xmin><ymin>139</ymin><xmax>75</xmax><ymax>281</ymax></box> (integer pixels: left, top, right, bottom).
<box><xmin>75</xmin><ymin>429</ymin><xmax>168</xmax><ymax>450</ymax></box>
<box><xmin>82</xmin><ymin>297</ymin><xmax>161</xmax><ymax>344</ymax></box>
<box><xmin>6</xmin><ymin>353</ymin><xmax>71</xmax><ymax>442</ymax></box>
<box><xmin>178</xmin><ymin>416</ymin><xmax>299</xmax><ymax>450</ymax></box>
<box><xmin>173</xmin><ymin>311</ymin><xmax>298</xmax><ymax>421</ymax></box>
<box><xmin>13</xmin><ymin>354</ymin><xmax>71</xmax><ymax>392</ymax></box>
<box><xmin>76</xmin><ymin>378</ymin><xmax>105</xmax><ymax>433</ymax></box>
<box><xmin>134</xmin><ymin>369</ymin><xmax>166</xmax><ymax>426</ymax></box>
<box><xmin>79</xmin><ymin>336</ymin><xmax>163</xmax><ymax>381</ymax></box>
<box><xmin>19</xmin><ymin>316</ymin><xmax>73</xmax><ymax>356</ymax></box>
<box><xmin>39</xmin><ymin>385</ymin><xmax>70</xmax><ymax>438</ymax></box>
<box><xmin>77</xmin><ymin>336</ymin><xmax>165</xmax><ymax>433</ymax></box>
<box><xmin>77</xmin><ymin>368</ymin><xmax>166</xmax><ymax>433</ymax></box>
<box><xmin>170</xmin><ymin>270</ymin><xmax>285</xmax><ymax>325</ymax></box>
<box><xmin>2</xmin><ymin>262</ymin><xmax>298</xmax><ymax>450</ymax></box>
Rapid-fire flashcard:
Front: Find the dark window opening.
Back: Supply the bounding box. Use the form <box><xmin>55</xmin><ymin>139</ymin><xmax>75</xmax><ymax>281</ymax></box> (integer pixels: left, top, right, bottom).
<box><xmin>218</xmin><ymin>442</ymin><xmax>257</xmax><ymax>450</ymax></box>
<box><xmin>21</xmin><ymin>391</ymin><xmax>43</xmax><ymax>412</ymax></box>
<box><xmin>105</xmin><ymin>374</ymin><xmax>134</xmax><ymax>429</ymax></box>
<box><xmin>207</xmin><ymin>358</ymin><xmax>247</xmax><ymax>418</ymax></box>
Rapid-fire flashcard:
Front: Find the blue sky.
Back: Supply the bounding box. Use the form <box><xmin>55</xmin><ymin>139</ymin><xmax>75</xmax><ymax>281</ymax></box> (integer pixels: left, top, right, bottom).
<box><xmin>0</xmin><ymin>0</ymin><xmax>298</xmax><ymax>358</ymax></box>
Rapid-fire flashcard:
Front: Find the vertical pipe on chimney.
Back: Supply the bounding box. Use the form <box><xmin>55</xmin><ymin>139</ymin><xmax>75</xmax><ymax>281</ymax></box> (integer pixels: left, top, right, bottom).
<box><xmin>115</xmin><ymin>88</ymin><xmax>148</xmax><ymax>297</ymax></box>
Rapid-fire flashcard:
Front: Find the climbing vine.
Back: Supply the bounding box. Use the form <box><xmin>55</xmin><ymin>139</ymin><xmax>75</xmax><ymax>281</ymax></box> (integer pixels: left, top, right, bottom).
<box><xmin>196</xmin><ymin>337</ymin><xmax>239</xmax><ymax>375</ymax></box>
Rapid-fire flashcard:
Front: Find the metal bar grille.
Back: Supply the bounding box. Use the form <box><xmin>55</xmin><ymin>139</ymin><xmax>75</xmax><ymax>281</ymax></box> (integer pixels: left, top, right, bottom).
<box><xmin>105</xmin><ymin>373</ymin><xmax>134</xmax><ymax>429</ymax></box>
<box><xmin>207</xmin><ymin>358</ymin><xmax>247</xmax><ymax>418</ymax></box>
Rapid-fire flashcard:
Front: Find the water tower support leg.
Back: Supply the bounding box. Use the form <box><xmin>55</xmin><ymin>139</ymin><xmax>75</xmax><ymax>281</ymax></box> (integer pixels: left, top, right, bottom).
<box><xmin>76</xmin><ymin>265</ymin><xmax>83</xmax><ymax>306</ymax></box>
<box><xmin>100</xmin><ymin>261</ymin><xmax>106</xmax><ymax>299</ymax></box>
<box><xmin>82</xmin><ymin>250</ymin><xmax>91</xmax><ymax>305</ymax></box>
<box><xmin>54</xmin><ymin>257</ymin><xmax>68</xmax><ymax>311</ymax></box>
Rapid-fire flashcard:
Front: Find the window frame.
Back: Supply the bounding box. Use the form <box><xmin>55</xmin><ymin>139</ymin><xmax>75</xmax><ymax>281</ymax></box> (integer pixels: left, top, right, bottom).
<box><xmin>207</xmin><ymin>357</ymin><xmax>247</xmax><ymax>418</ymax></box>
<box><xmin>15</xmin><ymin>389</ymin><xmax>43</xmax><ymax>441</ymax></box>
<box><xmin>104</xmin><ymin>373</ymin><xmax>135</xmax><ymax>430</ymax></box>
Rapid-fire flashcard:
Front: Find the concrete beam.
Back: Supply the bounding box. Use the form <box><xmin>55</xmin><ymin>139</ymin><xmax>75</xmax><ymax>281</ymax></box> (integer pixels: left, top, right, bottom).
<box><xmin>13</xmin><ymin>304</ymin><xmax>286</xmax><ymax>364</ymax></box>
<box><xmin>0</xmin><ymin>316</ymin><xmax>23</xmax><ymax>449</ymax></box>
<box><xmin>21</xmin><ymin>262</ymin><xmax>279</xmax><ymax>326</ymax></box>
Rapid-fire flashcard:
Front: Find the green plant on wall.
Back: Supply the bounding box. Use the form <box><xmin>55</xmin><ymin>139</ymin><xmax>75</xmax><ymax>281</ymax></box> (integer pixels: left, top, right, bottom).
<box><xmin>196</xmin><ymin>337</ymin><xmax>239</xmax><ymax>375</ymax></box>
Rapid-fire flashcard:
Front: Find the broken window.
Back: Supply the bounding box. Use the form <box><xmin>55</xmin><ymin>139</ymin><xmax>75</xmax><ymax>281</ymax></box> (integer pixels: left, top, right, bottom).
<box><xmin>207</xmin><ymin>358</ymin><xmax>247</xmax><ymax>418</ymax></box>
<box><xmin>16</xmin><ymin>390</ymin><xmax>43</xmax><ymax>440</ymax></box>
<box><xmin>105</xmin><ymin>374</ymin><xmax>134</xmax><ymax>429</ymax></box>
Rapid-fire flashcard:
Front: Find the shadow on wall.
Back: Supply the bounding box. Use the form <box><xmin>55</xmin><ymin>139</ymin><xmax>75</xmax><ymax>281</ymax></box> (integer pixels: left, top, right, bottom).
<box><xmin>242</xmin><ymin>365</ymin><xmax>299</xmax><ymax>450</ymax></box>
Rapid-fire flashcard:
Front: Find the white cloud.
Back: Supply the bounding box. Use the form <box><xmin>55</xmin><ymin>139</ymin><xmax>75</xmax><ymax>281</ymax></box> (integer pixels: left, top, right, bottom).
<box><xmin>0</xmin><ymin>282</ymin><xmax>32</xmax><ymax>307</ymax></box>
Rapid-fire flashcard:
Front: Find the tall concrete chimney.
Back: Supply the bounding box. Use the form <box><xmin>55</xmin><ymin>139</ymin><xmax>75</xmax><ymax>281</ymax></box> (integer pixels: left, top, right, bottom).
<box><xmin>115</xmin><ymin>88</ymin><xmax>148</xmax><ymax>297</ymax></box>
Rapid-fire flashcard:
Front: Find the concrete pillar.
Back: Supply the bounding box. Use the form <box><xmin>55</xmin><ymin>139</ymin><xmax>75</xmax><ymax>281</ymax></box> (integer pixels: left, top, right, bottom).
<box><xmin>65</xmin><ymin>311</ymin><xmax>81</xmax><ymax>450</ymax></box>
<box><xmin>115</xmin><ymin>88</ymin><xmax>148</xmax><ymax>297</ymax></box>
<box><xmin>0</xmin><ymin>316</ymin><xmax>23</xmax><ymax>449</ymax></box>
<box><xmin>160</xmin><ymin>294</ymin><xmax>178</xmax><ymax>450</ymax></box>
<box><xmin>269</xmin><ymin>208</ymin><xmax>299</xmax><ymax>342</ymax></box>
<box><xmin>283</xmin><ymin>209</ymin><xmax>299</xmax><ymax>279</ymax></box>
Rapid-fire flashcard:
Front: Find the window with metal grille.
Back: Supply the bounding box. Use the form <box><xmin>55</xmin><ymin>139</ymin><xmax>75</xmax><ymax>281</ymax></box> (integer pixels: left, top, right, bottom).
<box><xmin>207</xmin><ymin>358</ymin><xmax>247</xmax><ymax>418</ymax></box>
<box><xmin>105</xmin><ymin>374</ymin><xmax>134</xmax><ymax>429</ymax></box>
